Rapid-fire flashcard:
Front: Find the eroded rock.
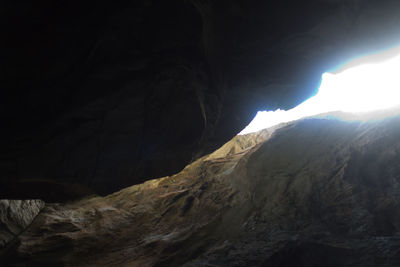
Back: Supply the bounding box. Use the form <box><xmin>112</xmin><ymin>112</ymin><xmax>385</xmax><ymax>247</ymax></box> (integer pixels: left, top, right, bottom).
<box><xmin>3</xmin><ymin>113</ymin><xmax>400</xmax><ymax>266</ymax></box>
<box><xmin>0</xmin><ymin>200</ymin><xmax>44</xmax><ymax>248</ymax></box>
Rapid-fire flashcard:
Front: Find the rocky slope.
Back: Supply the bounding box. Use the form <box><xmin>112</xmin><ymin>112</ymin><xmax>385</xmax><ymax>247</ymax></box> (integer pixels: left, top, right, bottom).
<box><xmin>2</xmin><ymin>113</ymin><xmax>400</xmax><ymax>266</ymax></box>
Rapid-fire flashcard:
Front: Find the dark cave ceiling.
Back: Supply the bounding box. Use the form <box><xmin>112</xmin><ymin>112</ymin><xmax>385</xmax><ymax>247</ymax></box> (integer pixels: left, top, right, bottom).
<box><xmin>1</xmin><ymin>0</ymin><xmax>400</xmax><ymax>200</ymax></box>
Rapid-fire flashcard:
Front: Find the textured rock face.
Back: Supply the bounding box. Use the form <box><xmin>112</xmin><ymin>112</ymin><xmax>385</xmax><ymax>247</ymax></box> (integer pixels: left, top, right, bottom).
<box><xmin>3</xmin><ymin>113</ymin><xmax>400</xmax><ymax>266</ymax></box>
<box><xmin>0</xmin><ymin>200</ymin><xmax>44</xmax><ymax>248</ymax></box>
<box><xmin>1</xmin><ymin>0</ymin><xmax>208</xmax><ymax>197</ymax></box>
<box><xmin>2</xmin><ymin>0</ymin><xmax>400</xmax><ymax>199</ymax></box>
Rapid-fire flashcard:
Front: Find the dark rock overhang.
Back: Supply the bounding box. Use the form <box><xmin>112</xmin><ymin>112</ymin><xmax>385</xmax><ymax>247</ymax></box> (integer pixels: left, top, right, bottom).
<box><xmin>1</xmin><ymin>0</ymin><xmax>400</xmax><ymax>200</ymax></box>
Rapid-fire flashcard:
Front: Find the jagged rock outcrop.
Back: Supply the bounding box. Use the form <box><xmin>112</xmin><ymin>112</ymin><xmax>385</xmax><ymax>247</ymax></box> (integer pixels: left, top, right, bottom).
<box><xmin>0</xmin><ymin>200</ymin><xmax>44</xmax><ymax>248</ymax></box>
<box><xmin>2</xmin><ymin>1</ymin><xmax>400</xmax><ymax>199</ymax></box>
<box><xmin>3</xmin><ymin>113</ymin><xmax>400</xmax><ymax>266</ymax></box>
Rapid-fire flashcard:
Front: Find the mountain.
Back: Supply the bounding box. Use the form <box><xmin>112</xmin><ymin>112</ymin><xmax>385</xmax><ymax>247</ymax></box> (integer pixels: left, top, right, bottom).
<box><xmin>2</xmin><ymin>114</ymin><xmax>400</xmax><ymax>266</ymax></box>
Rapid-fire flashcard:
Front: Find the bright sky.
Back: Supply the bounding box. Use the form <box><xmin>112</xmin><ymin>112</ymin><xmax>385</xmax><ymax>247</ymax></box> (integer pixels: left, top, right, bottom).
<box><xmin>239</xmin><ymin>46</ymin><xmax>400</xmax><ymax>135</ymax></box>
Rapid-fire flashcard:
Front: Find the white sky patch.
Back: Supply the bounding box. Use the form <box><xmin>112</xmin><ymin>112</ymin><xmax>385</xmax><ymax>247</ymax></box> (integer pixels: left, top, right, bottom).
<box><xmin>239</xmin><ymin>47</ymin><xmax>400</xmax><ymax>135</ymax></box>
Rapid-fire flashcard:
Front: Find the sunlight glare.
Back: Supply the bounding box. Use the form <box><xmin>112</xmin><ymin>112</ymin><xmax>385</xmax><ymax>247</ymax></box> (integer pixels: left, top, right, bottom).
<box><xmin>239</xmin><ymin>47</ymin><xmax>400</xmax><ymax>135</ymax></box>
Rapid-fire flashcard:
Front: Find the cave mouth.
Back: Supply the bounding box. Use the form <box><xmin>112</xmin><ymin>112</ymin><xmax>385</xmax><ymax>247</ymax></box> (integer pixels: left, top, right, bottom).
<box><xmin>240</xmin><ymin>45</ymin><xmax>400</xmax><ymax>135</ymax></box>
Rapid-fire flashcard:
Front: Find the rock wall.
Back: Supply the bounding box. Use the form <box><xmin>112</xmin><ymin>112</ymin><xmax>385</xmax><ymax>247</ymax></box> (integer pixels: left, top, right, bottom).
<box><xmin>0</xmin><ymin>200</ymin><xmax>44</xmax><ymax>248</ymax></box>
<box><xmin>2</xmin><ymin>0</ymin><xmax>400</xmax><ymax>199</ymax></box>
<box><xmin>3</xmin><ymin>112</ymin><xmax>400</xmax><ymax>266</ymax></box>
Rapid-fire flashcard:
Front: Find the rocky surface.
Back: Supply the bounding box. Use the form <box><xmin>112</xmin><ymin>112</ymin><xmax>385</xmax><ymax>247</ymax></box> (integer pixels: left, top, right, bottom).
<box><xmin>2</xmin><ymin>113</ymin><xmax>400</xmax><ymax>266</ymax></box>
<box><xmin>0</xmin><ymin>200</ymin><xmax>44</xmax><ymax>249</ymax></box>
<box><xmin>2</xmin><ymin>1</ymin><xmax>400</xmax><ymax>199</ymax></box>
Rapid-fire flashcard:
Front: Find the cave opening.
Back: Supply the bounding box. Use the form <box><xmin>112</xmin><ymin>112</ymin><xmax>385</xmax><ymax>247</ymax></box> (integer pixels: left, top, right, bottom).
<box><xmin>240</xmin><ymin>45</ymin><xmax>400</xmax><ymax>135</ymax></box>
<box><xmin>4</xmin><ymin>1</ymin><xmax>400</xmax><ymax>265</ymax></box>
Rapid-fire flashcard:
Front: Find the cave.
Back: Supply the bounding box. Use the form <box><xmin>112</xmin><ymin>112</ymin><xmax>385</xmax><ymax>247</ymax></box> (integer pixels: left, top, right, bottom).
<box><xmin>2</xmin><ymin>1</ymin><xmax>400</xmax><ymax>266</ymax></box>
